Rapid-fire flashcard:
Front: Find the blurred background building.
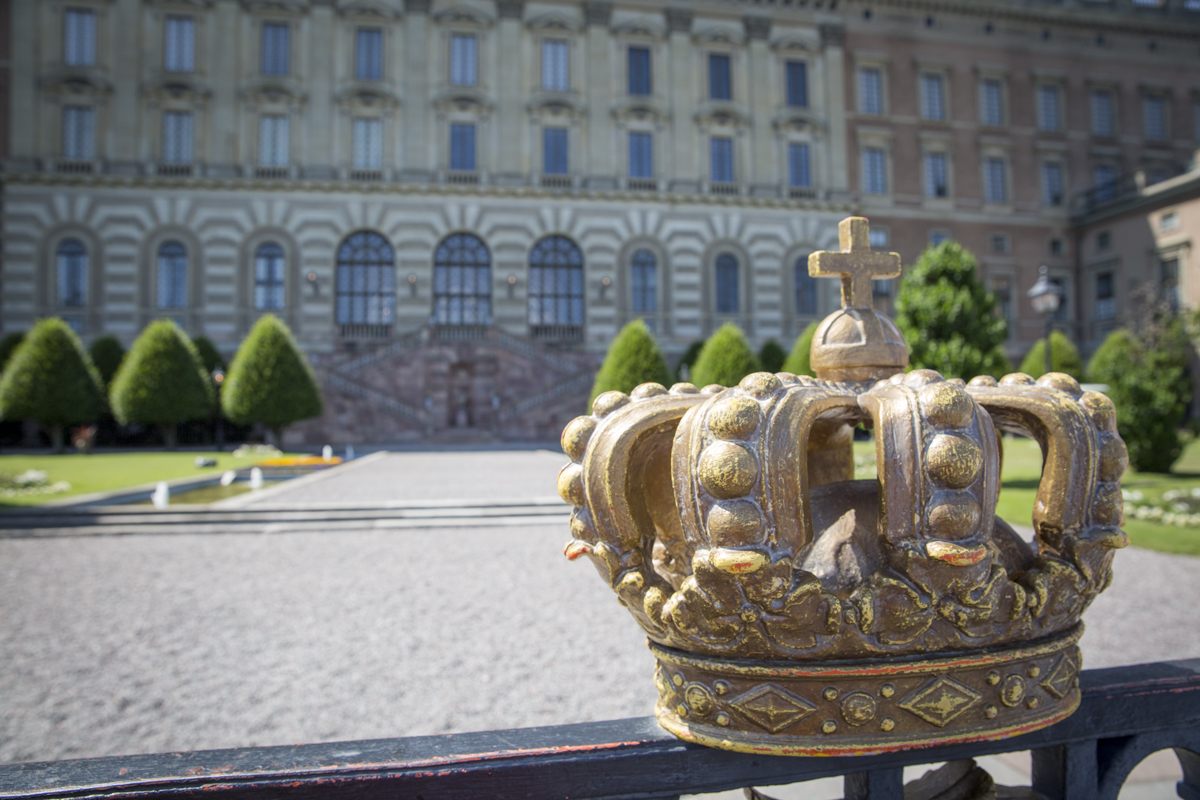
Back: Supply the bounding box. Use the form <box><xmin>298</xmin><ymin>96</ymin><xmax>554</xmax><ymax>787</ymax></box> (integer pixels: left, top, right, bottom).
<box><xmin>2</xmin><ymin>0</ymin><xmax>1198</xmax><ymax>442</ymax></box>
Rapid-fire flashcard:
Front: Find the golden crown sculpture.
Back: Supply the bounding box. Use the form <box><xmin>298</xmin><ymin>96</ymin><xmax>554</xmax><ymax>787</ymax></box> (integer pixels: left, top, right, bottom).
<box><xmin>558</xmin><ymin>217</ymin><xmax>1128</xmax><ymax>756</ymax></box>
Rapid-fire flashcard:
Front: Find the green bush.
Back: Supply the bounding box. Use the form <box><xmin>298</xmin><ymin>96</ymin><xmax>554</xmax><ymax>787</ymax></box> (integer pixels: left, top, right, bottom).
<box><xmin>109</xmin><ymin>320</ymin><xmax>214</xmax><ymax>449</ymax></box>
<box><xmin>782</xmin><ymin>322</ymin><xmax>818</xmax><ymax>377</ymax></box>
<box><xmin>192</xmin><ymin>336</ymin><xmax>227</xmax><ymax>376</ymax></box>
<box><xmin>676</xmin><ymin>339</ymin><xmax>705</xmax><ymax>382</ymax></box>
<box><xmin>0</xmin><ymin>332</ymin><xmax>25</xmax><ymax>373</ymax></box>
<box><xmin>88</xmin><ymin>336</ymin><xmax>126</xmax><ymax>387</ymax></box>
<box><xmin>1088</xmin><ymin>324</ymin><xmax>1192</xmax><ymax>473</ymax></box>
<box><xmin>758</xmin><ymin>339</ymin><xmax>786</xmax><ymax>374</ymax></box>
<box><xmin>0</xmin><ymin>318</ymin><xmax>106</xmax><ymax>451</ymax></box>
<box><xmin>895</xmin><ymin>241</ymin><xmax>1012</xmax><ymax>381</ymax></box>
<box><xmin>222</xmin><ymin>314</ymin><xmax>323</xmax><ymax>445</ymax></box>
<box><xmin>1018</xmin><ymin>330</ymin><xmax>1084</xmax><ymax>381</ymax></box>
<box><xmin>589</xmin><ymin>320</ymin><xmax>673</xmax><ymax>406</ymax></box>
<box><xmin>691</xmin><ymin>323</ymin><xmax>761</xmax><ymax>389</ymax></box>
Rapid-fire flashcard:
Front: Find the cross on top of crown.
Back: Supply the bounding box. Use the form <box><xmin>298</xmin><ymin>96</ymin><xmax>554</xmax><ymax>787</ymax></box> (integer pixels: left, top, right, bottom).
<box><xmin>809</xmin><ymin>217</ymin><xmax>902</xmax><ymax>309</ymax></box>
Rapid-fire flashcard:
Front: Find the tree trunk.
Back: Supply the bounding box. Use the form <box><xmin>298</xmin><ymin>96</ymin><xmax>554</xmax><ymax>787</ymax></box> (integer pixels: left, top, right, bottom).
<box><xmin>50</xmin><ymin>424</ymin><xmax>64</xmax><ymax>454</ymax></box>
<box><xmin>270</xmin><ymin>425</ymin><xmax>284</xmax><ymax>449</ymax></box>
<box><xmin>163</xmin><ymin>424</ymin><xmax>177</xmax><ymax>451</ymax></box>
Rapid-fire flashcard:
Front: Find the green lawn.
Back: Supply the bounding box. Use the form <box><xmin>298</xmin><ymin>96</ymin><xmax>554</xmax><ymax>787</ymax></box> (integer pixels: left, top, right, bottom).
<box><xmin>855</xmin><ymin>436</ymin><xmax>1200</xmax><ymax>556</ymax></box>
<box><xmin>0</xmin><ymin>451</ymin><xmax>298</xmax><ymax>507</ymax></box>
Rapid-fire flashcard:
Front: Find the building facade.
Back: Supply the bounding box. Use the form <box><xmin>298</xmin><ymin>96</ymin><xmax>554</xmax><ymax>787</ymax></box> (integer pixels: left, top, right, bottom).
<box><xmin>3</xmin><ymin>0</ymin><xmax>1199</xmax><ymax>443</ymax></box>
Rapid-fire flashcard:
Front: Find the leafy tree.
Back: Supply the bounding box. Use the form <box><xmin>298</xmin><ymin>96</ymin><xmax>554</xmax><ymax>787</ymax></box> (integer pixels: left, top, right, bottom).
<box><xmin>589</xmin><ymin>320</ymin><xmax>673</xmax><ymax>406</ymax></box>
<box><xmin>88</xmin><ymin>336</ymin><xmax>126</xmax><ymax>387</ymax></box>
<box><xmin>894</xmin><ymin>241</ymin><xmax>1012</xmax><ymax>381</ymax></box>
<box><xmin>0</xmin><ymin>318</ymin><xmax>106</xmax><ymax>452</ymax></box>
<box><xmin>758</xmin><ymin>339</ymin><xmax>787</xmax><ymax>374</ymax></box>
<box><xmin>109</xmin><ymin>320</ymin><xmax>214</xmax><ymax>450</ymax></box>
<box><xmin>782</xmin><ymin>322</ymin><xmax>819</xmax><ymax>377</ymax></box>
<box><xmin>222</xmin><ymin>314</ymin><xmax>322</xmax><ymax>445</ymax></box>
<box><xmin>0</xmin><ymin>332</ymin><xmax>25</xmax><ymax>373</ymax></box>
<box><xmin>192</xmin><ymin>336</ymin><xmax>227</xmax><ymax>377</ymax></box>
<box><xmin>691</xmin><ymin>323</ymin><xmax>761</xmax><ymax>389</ymax></box>
<box><xmin>676</xmin><ymin>339</ymin><xmax>705</xmax><ymax>382</ymax></box>
<box><xmin>1018</xmin><ymin>330</ymin><xmax>1084</xmax><ymax>381</ymax></box>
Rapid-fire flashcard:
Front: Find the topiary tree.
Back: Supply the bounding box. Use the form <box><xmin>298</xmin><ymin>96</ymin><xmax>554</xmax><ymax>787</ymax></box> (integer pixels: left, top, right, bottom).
<box><xmin>0</xmin><ymin>332</ymin><xmax>26</xmax><ymax>374</ymax></box>
<box><xmin>894</xmin><ymin>241</ymin><xmax>1012</xmax><ymax>381</ymax></box>
<box><xmin>109</xmin><ymin>320</ymin><xmax>214</xmax><ymax>450</ymax></box>
<box><xmin>88</xmin><ymin>336</ymin><xmax>126</xmax><ymax>387</ymax></box>
<box><xmin>691</xmin><ymin>323</ymin><xmax>761</xmax><ymax>389</ymax></box>
<box><xmin>758</xmin><ymin>339</ymin><xmax>786</xmax><ymax>374</ymax></box>
<box><xmin>676</xmin><ymin>339</ymin><xmax>705</xmax><ymax>382</ymax></box>
<box><xmin>222</xmin><ymin>314</ymin><xmax>323</xmax><ymax>446</ymax></box>
<box><xmin>589</xmin><ymin>320</ymin><xmax>673</xmax><ymax>406</ymax></box>
<box><xmin>0</xmin><ymin>318</ymin><xmax>106</xmax><ymax>452</ymax></box>
<box><xmin>192</xmin><ymin>335</ymin><xmax>226</xmax><ymax>377</ymax></box>
<box><xmin>782</xmin><ymin>322</ymin><xmax>819</xmax><ymax>377</ymax></box>
<box><xmin>1018</xmin><ymin>330</ymin><xmax>1084</xmax><ymax>381</ymax></box>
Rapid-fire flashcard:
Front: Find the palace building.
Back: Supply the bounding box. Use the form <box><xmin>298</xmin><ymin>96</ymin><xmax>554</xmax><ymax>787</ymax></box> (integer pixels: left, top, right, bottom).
<box><xmin>2</xmin><ymin>0</ymin><xmax>1198</xmax><ymax>443</ymax></box>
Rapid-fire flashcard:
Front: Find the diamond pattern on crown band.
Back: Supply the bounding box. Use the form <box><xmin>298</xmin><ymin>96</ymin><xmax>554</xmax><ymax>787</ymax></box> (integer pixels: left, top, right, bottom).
<box><xmin>730</xmin><ymin>685</ymin><xmax>817</xmax><ymax>733</ymax></box>
<box><xmin>897</xmin><ymin>676</ymin><xmax>982</xmax><ymax>728</ymax></box>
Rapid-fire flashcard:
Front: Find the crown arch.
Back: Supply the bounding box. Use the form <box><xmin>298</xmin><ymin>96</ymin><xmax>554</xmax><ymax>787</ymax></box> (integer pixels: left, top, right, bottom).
<box><xmin>433</xmin><ymin>232</ymin><xmax>491</xmax><ymax>326</ymax></box>
<box><xmin>335</xmin><ymin>230</ymin><xmax>396</xmax><ymax>333</ymax></box>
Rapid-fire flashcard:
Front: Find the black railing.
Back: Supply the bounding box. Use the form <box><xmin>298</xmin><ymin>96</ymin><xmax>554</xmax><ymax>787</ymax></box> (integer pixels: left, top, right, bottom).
<box><xmin>1</xmin><ymin>660</ymin><xmax>1198</xmax><ymax>800</ymax></box>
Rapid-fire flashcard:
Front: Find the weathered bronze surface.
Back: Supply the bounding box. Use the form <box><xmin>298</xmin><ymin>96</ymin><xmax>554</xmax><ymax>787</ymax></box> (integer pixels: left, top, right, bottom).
<box><xmin>559</xmin><ymin>217</ymin><xmax>1127</xmax><ymax>755</ymax></box>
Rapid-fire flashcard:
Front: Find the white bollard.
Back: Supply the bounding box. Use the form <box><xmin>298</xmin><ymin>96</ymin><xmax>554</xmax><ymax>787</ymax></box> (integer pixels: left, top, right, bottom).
<box><xmin>322</xmin><ymin>445</ymin><xmax>333</xmax><ymax>462</ymax></box>
<box><xmin>249</xmin><ymin>467</ymin><xmax>263</xmax><ymax>489</ymax></box>
<box><xmin>152</xmin><ymin>481</ymin><xmax>169</xmax><ymax>509</ymax></box>
<box><xmin>346</xmin><ymin>445</ymin><xmax>355</xmax><ymax>461</ymax></box>
<box><xmin>219</xmin><ymin>470</ymin><xmax>237</xmax><ymax>487</ymax></box>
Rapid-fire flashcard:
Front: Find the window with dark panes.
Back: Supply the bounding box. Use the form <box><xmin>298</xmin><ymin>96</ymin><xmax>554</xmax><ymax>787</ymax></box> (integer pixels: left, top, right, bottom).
<box><xmin>981</xmin><ymin>79</ymin><xmax>1003</xmax><ymax>126</ymax></box>
<box><xmin>158</xmin><ymin>241</ymin><xmax>188</xmax><ymax>309</ymax></box>
<box><xmin>924</xmin><ymin>152</ymin><xmax>947</xmax><ymax>197</ymax></box>
<box><xmin>450</xmin><ymin>123</ymin><xmax>476</xmax><ymax>171</ymax></box>
<box><xmin>786</xmin><ymin>61</ymin><xmax>808</xmax><ymax>108</ymax></box>
<box><xmin>788</xmin><ymin>143</ymin><xmax>811</xmax><ymax>188</ymax></box>
<box><xmin>164</xmin><ymin>17</ymin><xmax>194</xmax><ymax>72</ymax></box>
<box><xmin>254</xmin><ymin>243</ymin><xmax>286</xmax><ymax>310</ymax></box>
<box><xmin>434</xmin><ymin>233</ymin><xmax>491</xmax><ymax>326</ymax></box>
<box><xmin>629</xmin><ymin>132</ymin><xmax>653</xmax><ymax>178</ymax></box>
<box><xmin>528</xmin><ymin>236</ymin><xmax>585</xmax><ymax>327</ymax></box>
<box><xmin>336</xmin><ymin>232</ymin><xmax>395</xmax><ymax>326</ymax></box>
<box><xmin>162</xmin><ymin>112</ymin><xmax>193</xmax><ymax>164</ymax></box>
<box><xmin>261</xmin><ymin>22</ymin><xmax>289</xmax><ymax>75</ymax></box>
<box><xmin>542</xmin><ymin>40</ymin><xmax>569</xmax><ymax>91</ymax></box>
<box><xmin>711</xmin><ymin>137</ymin><xmax>734</xmax><ymax>183</ymax></box>
<box><xmin>709</xmin><ymin>53</ymin><xmax>731</xmax><ymax>101</ymax></box>
<box><xmin>631</xmin><ymin>249</ymin><xmax>657</xmax><ymax>313</ymax></box>
<box><xmin>795</xmin><ymin>259</ymin><xmax>817</xmax><ymax>316</ymax></box>
<box><xmin>356</xmin><ymin>28</ymin><xmax>383</xmax><ymax>80</ymax></box>
<box><xmin>57</xmin><ymin>239</ymin><xmax>88</xmax><ymax>307</ymax></box>
<box><xmin>1096</xmin><ymin>272</ymin><xmax>1115</xmax><ymax>320</ymax></box>
<box><xmin>543</xmin><ymin>127</ymin><xmax>568</xmax><ymax>175</ymax></box>
<box><xmin>450</xmin><ymin>34</ymin><xmax>477</xmax><ymax>86</ymax></box>
<box><xmin>353</xmin><ymin>119</ymin><xmax>383</xmax><ymax>169</ymax></box>
<box><xmin>62</xmin><ymin>106</ymin><xmax>95</xmax><ymax>160</ymax></box>
<box><xmin>715</xmin><ymin>253</ymin><xmax>739</xmax><ymax>314</ymax></box>
<box><xmin>628</xmin><ymin>47</ymin><xmax>651</xmax><ymax>95</ymax></box>
<box><xmin>64</xmin><ymin>9</ymin><xmax>96</xmax><ymax>66</ymax></box>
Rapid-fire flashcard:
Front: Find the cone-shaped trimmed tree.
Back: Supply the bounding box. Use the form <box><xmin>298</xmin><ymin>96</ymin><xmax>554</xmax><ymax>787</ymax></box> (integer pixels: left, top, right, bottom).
<box><xmin>782</xmin><ymin>322</ymin><xmax>819</xmax><ymax>377</ymax></box>
<box><xmin>222</xmin><ymin>315</ymin><xmax>323</xmax><ymax>445</ymax></box>
<box><xmin>88</xmin><ymin>336</ymin><xmax>126</xmax><ymax>387</ymax></box>
<box><xmin>110</xmin><ymin>320</ymin><xmax>214</xmax><ymax>450</ymax></box>
<box><xmin>690</xmin><ymin>323</ymin><xmax>761</xmax><ymax>389</ymax></box>
<box><xmin>675</xmin><ymin>339</ymin><xmax>705</xmax><ymax>382</ymax></box>
<box><xmin>1018</xmin><ymin>330</ymin><xmax>1084</xmax><ymax>381</ymax></box>
<box><xmin>894</xmin><ymin>241</ymin><xmax>1012</xmax><ymax>381</ymax></box>
<box><xmin>192</xmin><ymin>336</ymin><xmax>226</xmax><ymax>376</ymax></box>
<box><xmin>0</xmin><ymin>332</ymin><xmax>25</xmax><ymax>373</ymax></box>
<box><xmin>589</xmin><ymin>320</ymin><xmax>673</xmax><ymax>406</ymax></box>
<box><xmin>0</xmin><ymin>318</ymin><xmax>106</xmax><ymax>452</ymax></box>
<box><xmin>758</xmin><ymin>339</ymin><xmax>787</xmax><ymax>374</ymax></box>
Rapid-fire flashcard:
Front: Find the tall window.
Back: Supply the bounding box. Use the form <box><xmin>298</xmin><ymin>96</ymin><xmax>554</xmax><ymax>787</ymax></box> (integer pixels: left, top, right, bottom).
<box><xmin>259</xmin><ymin>115</ymin><xmax>289</xmax><ymax>166</ymax></box>
<box><xmin>543</xmin><ymin>127</ymin><xmax>568</xmax><ymax>175</ymax></box>
<box><xmin>1092</xmin><ymin>90</ymin><xmax>1115</xmax><ymax>137</ymax></box>
<box><xmin>450</xmin><ymin>123</ymin><xmax>476</xmax><ymax>171</ymax></box>
<box><xmin>254</xmin><ymin>243</ymin><xmax>285</xmax><ymax>310</ymax></box>
<box><xmin>261</xmin><ymin>22</ymin><xmax>289</xmax><ymax>75</ymax></box>
<box><xmin>795</xmin><ymin>258</ymin><xmax>817</xmax><ymax>316</ymax></box>
<box><xmin>1161</xmin><ymin>257</ymin><xmax>1180</xmax><ymax>310</ymax></box>
<box><xmin>162</xmin><ymin>112</ymin><xmax>193</xmax><ymax>164</ymax></box>
<box><xmin>57</xmin><ymin>239</ymin><xmax>88</xmax><ymax>307</ymax></box>
<box><xmin>157</xmin><ymin>241</ymin><xmax>188</xmax><ymax>309</ymax></box>
<box><xmin>924</xmin><ymin>152</ymin><xmax>947</xmax><ymax>198</ymax></box>
<box><xmin>628</xmin><ymin>46</ymin><xmax>651</xmax><ymax>95</ymax></box>
<box><xmin>709</xmin><ymin>54</ymin><xmax>731</xmax><ymax>101</ymax></box>
<box><xmin>1094</xmin><ymin>164</ymin><xmax>1117</xmax><ymax>203</ymax></box>
<box><xmin>1042</xmin><ymin>161</ymin><xmax>1064</xmax><ymax>206</ymax></box>
<box><xmin>984</xmin><ymin>157</ymin><xmax>1007</xmax><ymax>204</ymax></box>
<box><xmin>859</xmin><ymin>68</ymin><xmax>883</xmax><ymax>115</ymax></box>
<box><xmin>1096</xmin><ymin>272</ymin><xmax>1115</xmax><ymax>321</ymax></box>
<box><xmin>715</xmin><ymin>253</ymin><xmax>739</xmax><ymax>314</ymax></box>
<box><xmin>1037</xmin><ymin>85</ymin><xmax>1060</xmax><ymax>132</ymax></box>
<box><xmin>528</xmin><ymin>236</ymin><xmax>584</xmax><ymax>329</ymax></box>
<box><xmin>353</xmin><ymin>118</ymin><xmax>383</xmax><ymax>169</ymax></box>
<box><xmin>862</xmin><ymin>148</ymin><xmax>887</xmax><ymax>194</ymax></box>
<box><xmin>981</xmin><ymin>79</ymin><xmax>1003</xmax><ymax>126</ymax></box>
<box><xmin>920</xmin><ymin>74</ymin><xmax>945</xmax><ymax>120</ymax></box>
<box><xmin>450</xmin><ymin>34</ymin><xmax>477</xmax><ymax>86</ymax></box>
<box><xmin>336</xmin><ymin>232</ymin><xmax>395</xmax><ymax>326</ymax></box>
<box><xmin>631</xmin><ymin>249</ymin><xmax>657</xmax><ymax>314</ymax></box>
<box><xmin>542</xmin><ymin>39</ymin><xmax>569</xmax><ymax>91</ymax></box>
<box><xmin>989</xmin><ymin>275</ymin><xmax>1013</xmax><ymax>323</ymax></box>
<box><xmin>629</xmin><ymin>132</ymin><xmax>653</xmax><ymax>178</ymax></box>
<box><xmin>62</xmin><ymin>106</ymin><xmax>95</xmax><ymax>160</ymax></box>
<box><xmin>433</xmin><ymin>233</ymin><xmax>491</xmax><ymax>326</ymax></box>
<box><xmin>356</xmin><ymin>28</ymin><xmax>383</xmax><ymax>80</ymax></box>
<box><xmin>786</xmin><ymin>61</ymin><xmax>808</xmax><ymax>108</ymax></box>
<box><xmin>710</xmin><ymin>137</ymin><xmax>734</xmax><ymax>183</ymax></box>
<box><xmin>164</xmin><ymin>17</ymin><xmax>194</xmax><ymax>72</ymax></box>
<box><xmin>64</xmin><ymin>9</ymin><xmax>96</xmax><ymax>67</ymax></box>
<box><xmin>788</xmin><ymin>143</ymin><xmax>811</xmax><ymax>188</ymax></box>
<box><xmin>1144</xmin><ymin>96</ymin><xmax>1167</xmax><ymax>141</ymax></box>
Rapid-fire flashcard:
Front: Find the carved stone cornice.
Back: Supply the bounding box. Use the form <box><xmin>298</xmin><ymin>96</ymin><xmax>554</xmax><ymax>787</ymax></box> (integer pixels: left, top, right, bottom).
<box><xmin>38</xmin><ymin>68</ymin><xmax>114</xmax><ymax>97</ymax></box>
<box><xmin>611</xmin><ymin>98</ymin><xmax>670</xmax><ymax>125</ymax></box>
<box><xmin>336</xmin><ymin>0</ymin><xmax>403</xmax><ymax>18</ymax></box>
<box><xmin>335</xmin><ymin>82</ymin><xmax>402</xmax><ymax>110</ymax></box>
<box><xmin>403</xmin><ymin>0</ymin><xmax>431</xmax><ymax>14</ymax></box>
<box><xmin>432</xmin><ymin>4</ymin><xmax>495</xmax><ymax>26</ymax></box>
<box><xmin>582</xmin><ymin>1</ymin><xmax>612</xmax><ymax>27</ymax></box>
<box><xmin>694</xmin><ymin>101</ymin><xmax>751</xmax><ymax>130</ymax></box>
<box><xmin>432</xmin><ymin>86</ymin><xmax>495</xmax><ymax>115</ymax></box>
<box><xmin>240</xmin><ymin>0</ymin><xmax>309</xmax><ymax>12</ymax></box>
<box><xmin>611</xmin><ymin>18</ymin><xmax>666</xmax><ymax>39</ymax></box>
<box><xmin>143</xmin><ymin>76</ymin><xmax>214</xmax><ymax>104</ymax></box>
<box><xmin>772</xmin><ymin>109</ymin><xmax>825</xmax><ymax>134</ymax></box>
<box><xmin>743</xmin><ymin>15</ymin><xmax>771</xmax><ymax>41</ymax></box>
<box><xmin>239</xmin><ymin>77</ymin><xmax>308</xmax><ymax>107</ymax></box>
<box><xmin>664</xmin><ymin>7</ymin><xmax>693</xmax><ymax>34</ymax></box>
<box><xmin>527</xmin><ymin>90</ymin><xmax>587</xmax><ymax>120</ymax></box>
<box><xmin>496</xmin><ymin>0</ymin><xmax>523</xmax><ymax>20</ymax></box>
<box><xmin>693</xmin><ymin>25</ymin><xmax>746</xmax><ymax>46</ymax></box>
<box><xmin>526</xmin><ymin>11</ymin><xmax>582</xmax><ymax>32</ymax></box>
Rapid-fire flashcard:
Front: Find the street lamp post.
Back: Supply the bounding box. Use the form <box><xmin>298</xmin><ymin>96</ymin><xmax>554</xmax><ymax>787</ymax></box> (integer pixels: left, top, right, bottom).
<box><xmin>1027</xmin><ymin>265</ymin><xmax>1063</xmax><ymax>376</ymax></box>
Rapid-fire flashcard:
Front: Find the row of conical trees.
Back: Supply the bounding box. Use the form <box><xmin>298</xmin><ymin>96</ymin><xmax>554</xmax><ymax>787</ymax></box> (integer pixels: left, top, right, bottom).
<box><xmin>0</xmin><ymin>315</ymin><xmax>323</xmax><ymax>452</ymax></box>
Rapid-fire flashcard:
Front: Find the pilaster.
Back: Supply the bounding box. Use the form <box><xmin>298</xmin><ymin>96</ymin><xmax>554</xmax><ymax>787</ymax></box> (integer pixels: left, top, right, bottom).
<box><xmin>9</xmin><ymin>0</ymin><xmax>35</xmax><ymax>156</ymax></box>
<box><xmin>110</xmin><ymin>0</ymin><xmax>141</xmax><ymax>162</ymax></box>
<box><xmin>306</xmin><ymin>2</ymin><xmax>335</xmax><ymax>175</ymax></box>
<box><xmin>210</xmin><ymin>0</ymin><xmax>240</xmax><ymax>167</ymax></box>
<box><xmin>821</xmin><ymin>23</ymin><xmax>848</xmax><ymax>195</ymax></box>
<box><xmin>584</xmin><ymin>2</ymin><xmax>615</xmax><ymax>188</ymax></box>
<box><xmin>495</xmin><ymin>2</ymin><xmax>523</xmax><ymax>184</ymax></box>
<box><xmin>403</xmin><ymin>0</ymin><xmax>432</xmax><ymax>180</ymax></box>
<box><xmin>666</xmin><ymin>7</ymin><xmax>696</xmax><ymax>192</ymax></box>
<box><xmin>745</xmin><ymin>15</ymin><xmax>774</xmax><ymax>193</ymax></box>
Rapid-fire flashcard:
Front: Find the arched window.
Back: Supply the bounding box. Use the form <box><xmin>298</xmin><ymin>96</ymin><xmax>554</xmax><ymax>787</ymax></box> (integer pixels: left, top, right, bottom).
<box><xmin>157</xmin><ymin>241</ymin><xmax>188</xmax><ymax>309</ymax></box>
<box><xmin>336</xmin><ymin>231</ymin><xmax>395</xmax><ymax>326</ymax></box>
<box><xmin>254</xmin><ymin>243</ymin><xmax>286</xmax><ymax>310</ymax></box>
<box><xmin>528</xmin><ymin>235</ymin><xmax>584</xmax><ymax>334</ymax></box>
<box><xmin>57</xmin><ymin>238</ymin><xmax>87</xmax><ymax>307</ymax></box>
<box><xmin>630</xmin><ymin>249</ymin><xmax>657</xmax><ymax>313</ymax></box>
<box><xmin>715</xmin><ymin>253</ymin><xmax>739</xmax><ymax>314</ymax></box>
<box><xmin>795</xmin><ymin>257</ymin><xmax>817</xmax><ymax>316</ymax></box>
<box><xmin>433</xmin><ymin>233</ymin><xmax>491</xmax><ymax>325</ymax></box>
